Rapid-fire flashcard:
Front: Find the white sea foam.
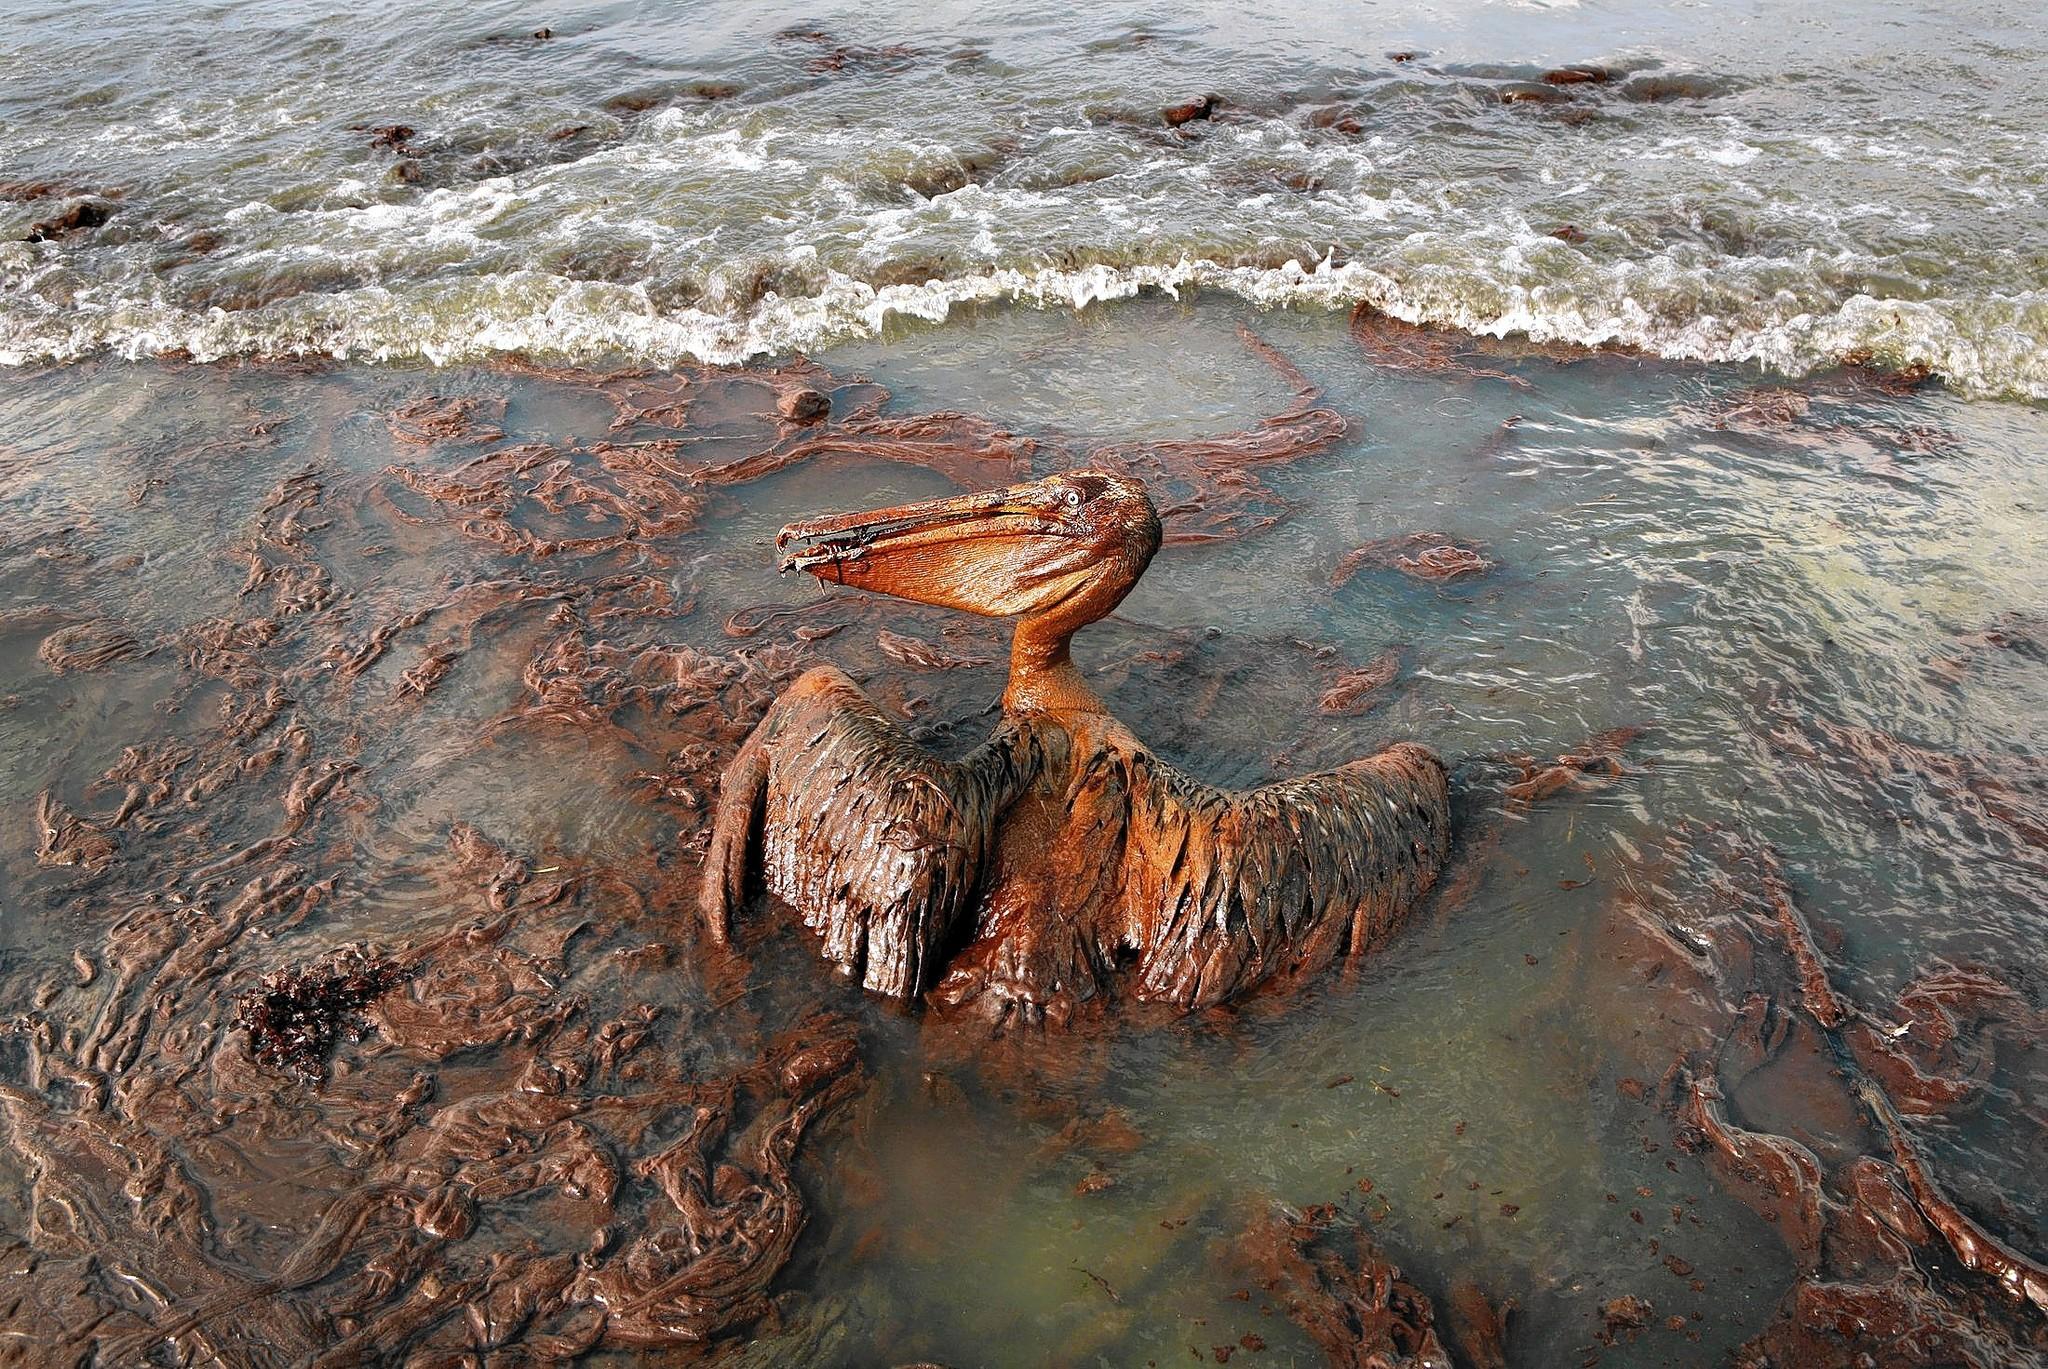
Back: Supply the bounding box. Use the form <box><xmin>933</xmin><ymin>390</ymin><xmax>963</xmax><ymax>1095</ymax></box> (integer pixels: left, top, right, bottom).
<box><xmin>4</xmin><ymin>250</ymin><xmax>2043</xmax><ymax>400</ymax></box>
<box><xmin>6</xmin><ymin>53</ymin><xmax>2046</xmax><ymax>404</ymax></box>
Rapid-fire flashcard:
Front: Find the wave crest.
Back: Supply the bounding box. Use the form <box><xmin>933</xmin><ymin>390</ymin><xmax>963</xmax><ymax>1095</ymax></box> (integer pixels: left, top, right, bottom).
<box><xmin>2</xmin><ymin>250</ymin><xmax>2043</xmax><ymax>400</ymax></box>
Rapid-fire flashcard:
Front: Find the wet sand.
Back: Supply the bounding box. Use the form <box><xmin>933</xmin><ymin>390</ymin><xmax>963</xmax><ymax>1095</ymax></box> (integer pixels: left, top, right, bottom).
<box><xmin>1</xmin><ymin>295</ymin><xmax>2044</xmax><ymax>1365</ymax></box>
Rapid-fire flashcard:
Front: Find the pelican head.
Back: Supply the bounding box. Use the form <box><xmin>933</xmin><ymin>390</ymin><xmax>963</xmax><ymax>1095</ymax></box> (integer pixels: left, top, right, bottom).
<box><xmin>776</xmin><ymin>470</ymin><xmax>1161</xmax><ymax>632</ymax></box>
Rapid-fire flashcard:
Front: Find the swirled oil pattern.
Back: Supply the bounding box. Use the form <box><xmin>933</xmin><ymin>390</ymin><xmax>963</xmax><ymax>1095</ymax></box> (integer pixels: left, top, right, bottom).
<box><xmin>1</xmin><ymin>295</ymin><xmax>2044</xmax><ymax>1363</ymax></box>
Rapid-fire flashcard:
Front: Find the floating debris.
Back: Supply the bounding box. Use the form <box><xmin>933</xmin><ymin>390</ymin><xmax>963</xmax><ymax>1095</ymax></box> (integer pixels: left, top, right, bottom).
<box><xmin>236</xmin><ymin>949</ymin><xmax>406</xmax><ymax>1082</ymax></box>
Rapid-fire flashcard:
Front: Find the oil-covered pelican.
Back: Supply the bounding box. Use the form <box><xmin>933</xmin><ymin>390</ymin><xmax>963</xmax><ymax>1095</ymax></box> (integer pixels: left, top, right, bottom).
<box><xmin>702</xmin><ymin>471</ymin><xmax>1450</xmax><ymax>1021</ymax></box>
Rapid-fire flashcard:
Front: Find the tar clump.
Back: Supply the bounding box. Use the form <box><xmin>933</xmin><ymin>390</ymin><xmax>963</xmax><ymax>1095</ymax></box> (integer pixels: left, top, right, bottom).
<box><xmin>237</xmin><ymin>949</ymin><xmax>405</xmax><ymax>1083</ymax></box>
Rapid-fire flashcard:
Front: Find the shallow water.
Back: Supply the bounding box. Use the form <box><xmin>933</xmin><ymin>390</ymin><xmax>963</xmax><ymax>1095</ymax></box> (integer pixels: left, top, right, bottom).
<box><xmin>1</xmin><ymin>291</ymin><xmax>2042</xmax><ymax>1363</ymax></box>
<box><xmin>4</xmin><ymin>0</ymin><xmax>2048</xmax><ymax>396</ymax></box>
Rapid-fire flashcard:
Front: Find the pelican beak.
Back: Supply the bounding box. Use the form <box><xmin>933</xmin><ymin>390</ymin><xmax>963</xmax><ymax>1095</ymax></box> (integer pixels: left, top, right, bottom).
<box><xmin>775</xmin><ymin>479</ymin><xmax>1096</xmax><ymax>617</ymax></box>
<box><xmin>777</xmin><ymin>487</ymin><xmax>1050</xmax><ymax>574</ymax></box>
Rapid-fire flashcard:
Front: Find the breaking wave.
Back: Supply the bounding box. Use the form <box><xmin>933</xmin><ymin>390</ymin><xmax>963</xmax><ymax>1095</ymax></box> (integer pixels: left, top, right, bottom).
<box><xmin>4</xmin><ymin>250</ymin><xmax>2044</xmax><ymax>400</ymax></box>
<box><xmin>5</xmin><ymin>3</ymin><xmax>2045</xmax><ymax>400</ymax></box>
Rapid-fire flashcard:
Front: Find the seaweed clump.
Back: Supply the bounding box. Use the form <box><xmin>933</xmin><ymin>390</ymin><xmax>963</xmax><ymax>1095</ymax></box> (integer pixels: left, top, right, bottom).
<box><xmin>237</xmin><ymin>949</ymin><xmax>406</xmax><ymax>1082</ymax></box>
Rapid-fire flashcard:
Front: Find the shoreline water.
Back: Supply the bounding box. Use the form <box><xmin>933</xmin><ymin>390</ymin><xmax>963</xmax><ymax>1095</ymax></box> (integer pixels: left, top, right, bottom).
<box><xmin>1</xmin><ymin>292</ymin><xmax>2043</xmax><ymax>1363</ymax></box>
<box><xmin>4</xmin><ymin>0</ymin><xmax>2046</xmax><ymax>1361</ymax></box>
<box><xmin>7</xmin><ymin>0</ymin><xmax>2048</xmax><ymax>401</ymax></box>
<box><xmin>6</xmin><ymin>261</ymin><xmax>2041</xmax><ymax>404</ymax></box>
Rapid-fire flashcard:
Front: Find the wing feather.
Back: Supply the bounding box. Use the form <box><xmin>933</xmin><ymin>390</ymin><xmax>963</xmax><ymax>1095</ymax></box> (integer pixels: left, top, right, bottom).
<box><xmin>737</xmin><ymin>666</ymin><xmax>1039</xmax><ymax>998</ymax></box>
<box><xmin>1125</xmin><ymin>741</ymin><xmax>1451</xmax><ymax>1009</ymax></box>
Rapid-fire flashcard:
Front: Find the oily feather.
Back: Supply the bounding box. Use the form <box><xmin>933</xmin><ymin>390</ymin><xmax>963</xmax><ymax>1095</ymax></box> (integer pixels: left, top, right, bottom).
<box><xmin>1114</xmin><ymin>739</ymin><xmax>1451</xmax><ymax>1009</ymax></box>
<box><xmin>704</xmin><ymin>666</ymin><xmax>1040</xmax><ymax>997</ymax></box>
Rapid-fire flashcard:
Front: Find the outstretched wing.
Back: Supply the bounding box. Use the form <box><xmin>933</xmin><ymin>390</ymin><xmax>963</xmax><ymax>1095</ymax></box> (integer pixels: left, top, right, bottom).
<box><xmin>1110</xmin><ymin>740</ymin><xmax>1451</xmax><ymax>1009</ymax></box>
<box><xmin>702</xmin><ymin>665</ymin><xmax>1041</xmax><ymax>998</ymax></box>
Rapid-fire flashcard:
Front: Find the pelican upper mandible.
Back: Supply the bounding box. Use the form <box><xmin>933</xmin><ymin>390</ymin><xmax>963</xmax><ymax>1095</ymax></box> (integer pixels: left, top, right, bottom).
<box><xmin>701</xmin><ymin>470</ymin><xmax>1451</xmax><ymax>1024</ymax></box>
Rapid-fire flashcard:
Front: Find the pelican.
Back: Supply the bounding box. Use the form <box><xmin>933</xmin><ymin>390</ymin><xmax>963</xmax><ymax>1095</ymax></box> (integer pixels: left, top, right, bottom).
<box><xmin>702</xmin><ymin>471</ymin><xmax>1450</xmax><ymax>1021</ymax></box>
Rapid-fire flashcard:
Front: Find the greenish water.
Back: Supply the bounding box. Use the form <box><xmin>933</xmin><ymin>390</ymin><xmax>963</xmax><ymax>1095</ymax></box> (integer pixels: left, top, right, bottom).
<box><xmin>1</xmin><ymin>292</ymin><xmax>2041</xmax><ymax>1363</ymax></box>
<box><xmin>3</xmin><ymin>0</ymin><xmax>2046</xmax><ymax>1360</ymax></box>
